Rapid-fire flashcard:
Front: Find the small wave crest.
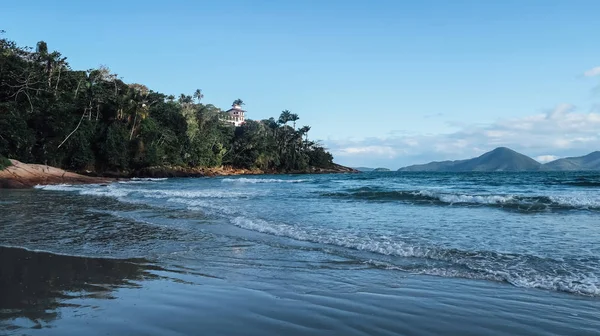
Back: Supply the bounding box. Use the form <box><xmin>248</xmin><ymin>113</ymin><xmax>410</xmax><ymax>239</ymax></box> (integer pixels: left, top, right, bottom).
<box><xmin>230</xmin><ymin>216</ymin><xmax>600</xmax><ymax>296</ymax></box>
<box><xmin>34</xmin><ymin>184</ymin><xmax>75</xmax><ymax>191</ymax></box>
<box><xmin>322</xmin><ymin>188</ymin><xmax>600</xmax><ymax>212</ymax></box>
<box><xmin>221</xmin><ymin>178</ymin><xmax>307</xmax><ymax>184</ymax></box>
<box><xmin>131</xmin><ymin>177</ymin><xmax>168</xmax><ymax>181</ymax></box>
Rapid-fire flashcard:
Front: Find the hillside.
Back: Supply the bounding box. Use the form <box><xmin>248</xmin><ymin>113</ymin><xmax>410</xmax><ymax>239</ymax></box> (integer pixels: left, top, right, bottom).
<box><xmin>0</xmin><ymin>34</ymin><xmax>340</xmax><ymax>177</ymax></box>
<box><xmin>398</xmin><ymin>147</ymin><xmax>542</xmax><ymax>172</ymax></box>
<box><xmin>541</xmin><ymin>151</ymin><xmax>600</xmax><ymax>171</ymax></box>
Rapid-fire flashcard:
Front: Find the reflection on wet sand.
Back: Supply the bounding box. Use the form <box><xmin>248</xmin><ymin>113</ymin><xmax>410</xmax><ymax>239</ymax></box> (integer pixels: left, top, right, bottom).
<box><xmin>0</xmin><ymin>246</ymin><xmax>160</xmax><ymax>331</ymax></box>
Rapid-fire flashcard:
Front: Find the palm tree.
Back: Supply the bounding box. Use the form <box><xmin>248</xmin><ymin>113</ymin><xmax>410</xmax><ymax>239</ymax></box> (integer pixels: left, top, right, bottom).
<box><xmin>127</xmin><ymin>87</ymin><xmax>152</xmax><ymax>140</ymax></box>
<box><xmin>290</xmin><ymin>113</ymin><xmax>299</xmax><ymax>129</ymax></box>
<box><xmin>233</xmin><ymin>98</ymin><xmax>244</xmax><ymax>107</ymax></box>
<box><xmin>193</xmin><ymin>89</ymin><xmax>204</xmax><ymax>103</ymax></box>
<box><xmin>299</xmin><ymin>125</ymin><xmax>311</xmax><ymax>148</ymax></box>
<box><xmin>278</xmin><ymin>110</ymin><xmax>292</xmax><ymax>126</ymax></box>
<box><xmin>179</xmin><ymin>94</ymin><xmax>193</xmax><ymax>105</ymax></box>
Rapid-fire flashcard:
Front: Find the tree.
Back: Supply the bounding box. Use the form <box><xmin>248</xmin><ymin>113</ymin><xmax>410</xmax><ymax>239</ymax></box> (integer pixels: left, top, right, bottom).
<box><xmin>0</xmin><ymin>33</ymin><xmax>336</xmax><ymax>175</ymax></box>
<box><xmin>278</xmin><ymin>110</ymin><xmax>292</xmax><ymax>126</ymax></box>
<box><xmin>299</xmin><ymin>125</ymin><xmax>311</xmax><ymax>148</ymax></box>
<box><xmin>290</xmin><ymin>113</ymin><xmax>299</xmax><ymax>129</ymax></box>
<box><xmin>193</xmin><ymin>89</ymin><xmax>204</xmax><ymax>103</ymax></box>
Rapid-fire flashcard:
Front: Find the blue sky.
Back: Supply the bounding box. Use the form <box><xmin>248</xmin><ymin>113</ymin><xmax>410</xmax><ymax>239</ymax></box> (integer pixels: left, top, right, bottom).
<box><xmin>2</xmin><ymin>0</ymin><xmax>600</xmax><ymax>168</ymax></box>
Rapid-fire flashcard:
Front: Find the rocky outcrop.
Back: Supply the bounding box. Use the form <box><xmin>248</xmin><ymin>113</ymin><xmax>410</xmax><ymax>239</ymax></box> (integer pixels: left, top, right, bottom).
<box><xmin>0</xmin><ymin>160</ymin><xmax>359</xmax><ymax>189</ymax></box>
<box><xmin>0</xmin><ymin>160</ymin><xmax>114</xmax><ymax>189</ymax></box>
<box><xmin>297</xmin><ymin>164</ymin><xmax>360</xmax><ymax>174</ymax></box>
<box><xmin>133</xmin><ymin>163</ymin><xmax>359</xmax><ymax>177</ymax></box>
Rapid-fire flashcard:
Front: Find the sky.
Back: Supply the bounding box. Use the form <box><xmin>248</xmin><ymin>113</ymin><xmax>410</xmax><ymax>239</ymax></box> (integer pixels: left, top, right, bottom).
<box><xmin>2</xmin><ymin>0</ymin><xmax>600</xmax><ymax>169</ymax></box>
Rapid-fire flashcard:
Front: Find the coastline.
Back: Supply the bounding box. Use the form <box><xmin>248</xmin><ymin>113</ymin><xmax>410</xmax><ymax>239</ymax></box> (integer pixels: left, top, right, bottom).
<box><xmin>0</xmin><ymin>160</ymin><xmax>359</xmax><ymax>189</ymax></box>
<box><xmin>0</xmin><ymin>160</ymin><xmax>115</xmax><ymax>189</ymax></box>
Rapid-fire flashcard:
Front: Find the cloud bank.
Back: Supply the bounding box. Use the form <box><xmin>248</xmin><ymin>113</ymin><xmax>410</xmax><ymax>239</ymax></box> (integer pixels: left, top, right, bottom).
<box><xmin>327</xmin><ymin>103</ymin><xmax>600</xmax><ymax>168</ymax></box>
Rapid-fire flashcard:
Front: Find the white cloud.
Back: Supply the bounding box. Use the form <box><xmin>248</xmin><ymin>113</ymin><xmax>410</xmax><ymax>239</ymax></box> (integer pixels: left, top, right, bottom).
<box><xmin>336</xmin><ymin>145</ymin><xmax>398</xmax><ymax>158</ymax></box>
<box><xmin>535</xmin><ymin>155</ymin><xmax>560</xmax><ymax>163</ymax></box>
<box><xmin>326</xmin><ymin>103</ymin><xmax>600</xmax><ymax>168</ymax></box>
<box><xmin>584</xmin><ymin>66</ymin><xmax>600</xmax><ymax>77</ymax></box>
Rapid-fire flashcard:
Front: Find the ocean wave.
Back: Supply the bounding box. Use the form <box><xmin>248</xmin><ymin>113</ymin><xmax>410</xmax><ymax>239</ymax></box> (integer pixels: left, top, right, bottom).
<box><xmin>35</xmin><ymin>184</ymin><xmax>255</xmax><ymax>200</ymax></box>
<box><xmin>131</xmin><ymin>177</ymin><xmax>168</xmax><ymax>181</ymax></box>
<box><xmin>560</xmin><ymin>181</ymin><xmax>600</xmax><ymax>187</ymax></box>
<box><xmin>230</xmin><ymin>216</ymin><xmax>600</xmax><ymax>296</ymax></box>
<box><xmin>221</xmin><ymin>177</ymin><xmax>308</xmax><ymax>184</ymax></box>
<box><xmin>141</xmin><ymin>189</ymin><xmax>257</xmax><ymax>199</ymax></box>
<box><xmin>322</xmin><ymin>188</ymin><xmax>600</xmax><ymax>212</ymax></box>
<box><xmin>34</xmin><ymin>184</ymin><xmax>75</xmax><ymax>190</ymax></box>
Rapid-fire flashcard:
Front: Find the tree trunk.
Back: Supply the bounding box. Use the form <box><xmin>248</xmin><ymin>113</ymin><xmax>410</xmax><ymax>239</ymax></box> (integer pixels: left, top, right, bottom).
<box><xmin>74</xmin><ymin>80</ymin><xmax>82</xmax><ymax>98</ymax></box>
<box><xmin>130</xmin><ymin>112</ymin><xmax>138</xmax><ymax>140</ymax></box>
<box><xmin>54</xmin><ymin>66</ymin><xmax>62</xmax><ymax>95</ymax></box>
<box><xmin>58</xmin><ymin>110</ymin><xmax>86</xmax><ymax>149</ymax></box>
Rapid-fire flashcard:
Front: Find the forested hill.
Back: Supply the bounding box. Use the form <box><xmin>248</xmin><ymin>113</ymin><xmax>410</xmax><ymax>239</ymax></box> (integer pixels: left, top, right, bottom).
<box><xmin>0</xmin><ymin>33</ymin><xmax>337</xmax><ymax>175</ymax></box>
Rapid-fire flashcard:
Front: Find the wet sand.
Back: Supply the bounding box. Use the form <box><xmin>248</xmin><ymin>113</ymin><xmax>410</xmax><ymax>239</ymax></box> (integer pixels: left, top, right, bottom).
<box><xmin>1</xmin><ymin>246</ymin><xmax>598</xmax><ymax>336</ymax></box>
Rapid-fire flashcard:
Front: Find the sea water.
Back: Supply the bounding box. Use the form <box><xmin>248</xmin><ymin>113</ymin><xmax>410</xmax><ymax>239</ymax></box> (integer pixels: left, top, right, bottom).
<box><xmin>1</xmin><ymin>172</ymin><xmax>599</xmax><ymax>335</ymax></box>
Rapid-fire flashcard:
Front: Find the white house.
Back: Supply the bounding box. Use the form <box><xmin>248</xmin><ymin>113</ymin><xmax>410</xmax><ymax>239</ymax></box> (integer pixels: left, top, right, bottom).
<box><xmin>222</xmin><ymin>103</ymin><xmax>246</xmax><ymax>126</ymax></box>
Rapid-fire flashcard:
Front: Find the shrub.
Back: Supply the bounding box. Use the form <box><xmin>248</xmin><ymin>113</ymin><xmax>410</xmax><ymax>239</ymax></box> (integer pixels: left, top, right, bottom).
<box><xmin>0</xmin><ymin>155</ymin><xmax>12</xmax><ymax>170</ymax></box>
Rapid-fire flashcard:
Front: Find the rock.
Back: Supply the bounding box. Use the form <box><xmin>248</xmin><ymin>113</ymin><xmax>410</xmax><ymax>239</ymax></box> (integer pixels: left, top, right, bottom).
<box><xmin>0</xmin><ymin>160</ymin><xmax>113</xmax><ymax>189</ymax></box>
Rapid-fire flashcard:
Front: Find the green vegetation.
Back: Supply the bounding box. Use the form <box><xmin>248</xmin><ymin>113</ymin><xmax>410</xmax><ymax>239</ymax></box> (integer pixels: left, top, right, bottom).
<box><xmin>0</xmin><ymin>155</ymin><xmax>11</xmax><ymax>170</ymax></box>
<box><xmin>0</xmin><ymin>33</ymin><xmax>333</xmax><ymax>174</ymax></box>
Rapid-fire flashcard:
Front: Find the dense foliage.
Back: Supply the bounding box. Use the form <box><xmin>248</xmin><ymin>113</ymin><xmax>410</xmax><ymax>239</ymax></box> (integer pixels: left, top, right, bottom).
<box><xmin>0</xmin><ymin>33</ymin><xmax>334</xmax><ymax>174</ymax></box>
<box><xmin>0</xmin><ymin>155</ymin><xmax>11</xmax><ymax>170</ymax></box>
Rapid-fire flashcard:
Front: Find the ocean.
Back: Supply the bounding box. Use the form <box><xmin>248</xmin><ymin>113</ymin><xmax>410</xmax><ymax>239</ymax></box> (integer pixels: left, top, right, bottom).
<box><xmin>1</xmin><ymin>172</ymin><xmax>599</xmax><ymax>335</ymax></box>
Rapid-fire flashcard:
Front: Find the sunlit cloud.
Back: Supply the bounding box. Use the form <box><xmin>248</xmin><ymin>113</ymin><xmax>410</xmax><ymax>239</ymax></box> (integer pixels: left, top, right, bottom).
<box><xmin>584</xmin><ymin>66</ymin><xmax>600</xmax><ymax>77</ymax></box>
<box><xmin>535</xmin><ymin>155</ymin><xmax>560</xmax><ymax>163</ymax></box>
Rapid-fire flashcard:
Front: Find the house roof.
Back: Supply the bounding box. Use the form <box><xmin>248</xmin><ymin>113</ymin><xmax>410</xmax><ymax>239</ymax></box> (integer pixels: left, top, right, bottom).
<box><xmin>225</xmin><ymin>107</ymin><xmax>246</xmax><ymax>113</ymax></box>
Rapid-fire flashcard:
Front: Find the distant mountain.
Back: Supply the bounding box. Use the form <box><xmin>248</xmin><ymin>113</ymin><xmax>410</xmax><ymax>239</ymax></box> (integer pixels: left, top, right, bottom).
<box><xmin>541</xmin><ymin>151</ymin><xmax>600</xmax><ymax>171</ymax></box>
<box><xmin>398</xmin><ymin>147</ymin><xmax>542</xmax><ymax>172</ymax></box>
<box><xmin>373</xmin><ymin>168</ymin><xmax>391</xmax><ymax>172</ymax></box>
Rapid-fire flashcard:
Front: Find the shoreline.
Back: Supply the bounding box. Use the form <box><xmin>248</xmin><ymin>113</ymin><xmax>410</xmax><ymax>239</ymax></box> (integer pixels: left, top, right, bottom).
<box><xmin>0</xmin><ymin>160</ymin><xmax>359</xmax><ymax>189</ymax></box>
<box><xmin>0</xmin><ymin>160</ymin><xmax>116</xmax><ymax>189</ymax></box>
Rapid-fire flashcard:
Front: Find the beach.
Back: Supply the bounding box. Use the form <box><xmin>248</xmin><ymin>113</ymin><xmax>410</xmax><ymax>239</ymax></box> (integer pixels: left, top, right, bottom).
<box><xmin>1</xmin><ymin>172</ymin><xmax>599</xmax><ymax>335</ymax></box>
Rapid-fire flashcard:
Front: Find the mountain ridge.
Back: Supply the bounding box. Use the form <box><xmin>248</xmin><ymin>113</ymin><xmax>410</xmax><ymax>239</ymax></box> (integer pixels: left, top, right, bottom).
<box><xmin>541</xmin><ymin>151</ymin><xmax>600</xmax><ymax>171</ymax></box>
<box><xmin>398</xmin><ymin>148</ymin><xmax>600</xmax><ymax>172</ymax></box>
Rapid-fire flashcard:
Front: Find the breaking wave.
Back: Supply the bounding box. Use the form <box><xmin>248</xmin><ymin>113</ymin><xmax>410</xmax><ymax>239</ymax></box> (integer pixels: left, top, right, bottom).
<box><xmin>322</xmin><ymin>187</ymin><xmax>600</xmax><ymax>212</ymax></box>
<box><xmin>35</xmin><ymin>184</ymin><xmax>257</xmax><ymax>199</ymax></box>
<box><xmin>230</xmin><ymin>216</ymin><xmax>600</xmax><ymax>296</ymax></box>
<box><xmin>221</xmin><ymin>178</ymin><xmax>308</xmax><ymax>184</ymax></box>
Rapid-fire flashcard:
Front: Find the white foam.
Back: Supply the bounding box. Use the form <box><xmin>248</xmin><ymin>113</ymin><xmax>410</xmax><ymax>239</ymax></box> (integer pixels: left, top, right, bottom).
<box><xmin>549</xmin><ymin>195</ymin><xmax>600</xmax><ymax>209</ymax></box>
<box><xmin>417</xmin><ymin>190</ymin><xmax>600</xmax><ymax>209</ymax></box>
<box><xmin>221</xmin><ymin>178</ymin><xmax>307</xmax><ymax>184</ymax></box>
<box><xmin>417</xmin><ymin>190</ymin><xmax>516</xmax><ymax>205</ymax></box>
<box><xmin>79</xmin><ymin>187</ymin><xmax>131</xmax><ymax>198</ymax></box>
<box><xmin>140</xmin><ymin>189</ymin><xmax>256</xmax><ymax>199</ymax></box>
<box><xmin>131</xmin><ymin>177</ymin><xmax>169</xmax><ymax>181</ymax></box>
<box><xmin>230</xmin><ymin>215</ymin><xmax>600</xmax><ymax>296</ymax></box>
<box><xmin>34</xmin><ymin>184</ymin><xmax>75</xmax><ymax>191</ymax></box>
